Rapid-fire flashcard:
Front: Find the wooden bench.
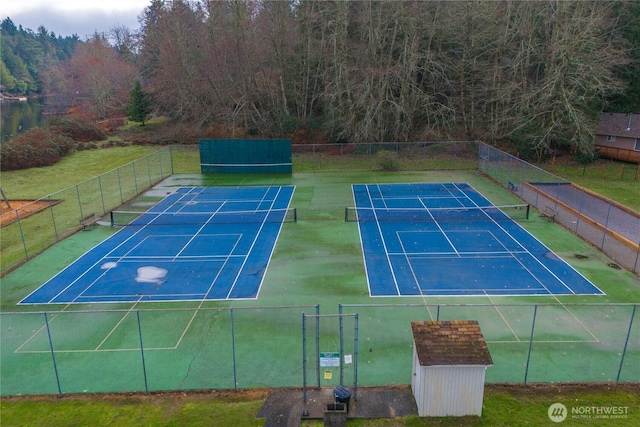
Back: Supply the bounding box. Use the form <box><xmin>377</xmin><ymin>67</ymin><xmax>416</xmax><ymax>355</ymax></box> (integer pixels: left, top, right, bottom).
<box><xmin>540</xmin><ymin>205</ymin><xmax>557</xmax><ymax>222</ymax></box>
<box><xmin>79</xmin><ymin>213</ymin><xmax>98</xmax><ymax>230</ymax></box>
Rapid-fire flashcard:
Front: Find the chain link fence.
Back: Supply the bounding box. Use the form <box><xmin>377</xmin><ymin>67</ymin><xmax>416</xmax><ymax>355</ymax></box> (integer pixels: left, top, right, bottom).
<box><xmin>0</xmin><ymin>306</ymin><xmax>317</xmax><ymax>396</ymax></box>
<box><xmin>1</xmin><ymin>147</ymin><xmax>174</xmax><ymax>275</ymax></box>
<box><xmin>1</xmin><ymin>303</ymin><xmax>637</xmax><ymax>396</ymax></box>
<box><xmin>339</xmin><ymin>303</ymin><xmax>639</xmax><ymax>385</ymax></box>
<box><xmin>479</xmin><ymin>143</ymin><xmax>640</xmax><ymax>273</ymax></box>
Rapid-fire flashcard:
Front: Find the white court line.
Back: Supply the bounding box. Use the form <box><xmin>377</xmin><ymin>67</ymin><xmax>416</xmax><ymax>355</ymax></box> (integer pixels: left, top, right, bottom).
<box><xmin>485</xmin><ymin>294</ymin><xmax>521</xmax><ymax>342</ymax></box>
<box><xmin>224</xmin><ymin>187</ymin><xmax>284</xmax><ymax>299</ymax></box>
<box><xmin>417</xmin><ymin>197</ymin><xmax>459</xmax><ymax>256</ymax></box>
<box><xmin>46</xmin><ymin>188</ymin><xmax>203</xmax><ymax>304</ymax></box>
<box><xmin>96</xmin><ymin>300</ymin><xmax>143</xmax><ymax>351</ymax></box>
<box><xmin>173</xmin><ymin>202</ymin><xmax>225</xmax><ymax>260</ymax></box>
<box><xmin>452</xmin><ymin>183</ymin><xmax>561</xmax><ymax>296</ymax></box>
<box><xmin>367</xmin><ymin>185</ymin><xmax>401</xmax><ymax>296</ymax></box>
<box><xmin>396</xmin><ymin>232</ymin><xmax>434</xmax><ymax>320</ymax></box>
<box><xmin>15</xmin><ymin>186</ymin><xmax>293</xmax><ymax>354</ymax></box>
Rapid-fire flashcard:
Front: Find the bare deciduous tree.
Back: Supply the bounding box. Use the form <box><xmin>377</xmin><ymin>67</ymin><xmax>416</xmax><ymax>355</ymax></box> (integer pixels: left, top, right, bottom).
<box><xmin>133</xmin><ymin>0</ymin><xmax>628</xmax><ymax>153</ymax></box>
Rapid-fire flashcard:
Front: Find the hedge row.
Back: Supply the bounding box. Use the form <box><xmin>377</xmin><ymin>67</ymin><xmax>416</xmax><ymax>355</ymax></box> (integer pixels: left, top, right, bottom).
<box><xmin>48</xmin><ymin>117</ymin><xmax>106</xmax><ymax>142</ymax></box>
<box><xmin>0</xmin><ymin>117</ymin><xmax>107</xmax><ymax>171</ymax></box>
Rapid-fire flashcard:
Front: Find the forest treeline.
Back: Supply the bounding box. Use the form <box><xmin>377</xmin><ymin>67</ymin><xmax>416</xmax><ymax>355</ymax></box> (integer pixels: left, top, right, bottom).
<box><xmin>0</xmin><ymin>18</ymin><xmax>78</xmax><ymax>95</ymax></box>
<box><xmin>2</xmin><ymin>1</ymin><xmax>640</xmax><ymax>159</ymax></box>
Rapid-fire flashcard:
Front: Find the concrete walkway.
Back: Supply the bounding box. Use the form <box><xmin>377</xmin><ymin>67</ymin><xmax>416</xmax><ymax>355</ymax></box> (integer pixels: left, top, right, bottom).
<box><xmin>257</xmin><ymin>386</ymin><xmax>418</xmax><ymax>427</ymax></box>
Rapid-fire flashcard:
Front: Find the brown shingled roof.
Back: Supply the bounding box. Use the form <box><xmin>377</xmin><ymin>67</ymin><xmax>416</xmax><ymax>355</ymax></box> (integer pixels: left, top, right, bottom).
<box><xmin>595</xmin><ymin>113</ymin><xmax>640</xmax><ymax>138</ymax></box>
<box><xmin>411</xmin><ymin>320</ymin><xmax>493</xmax><ymax>366</ymax></box>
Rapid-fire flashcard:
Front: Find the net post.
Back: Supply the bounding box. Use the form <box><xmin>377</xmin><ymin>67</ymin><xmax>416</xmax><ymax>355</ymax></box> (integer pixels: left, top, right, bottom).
<box><xmin>109</xmin><ymin>211</ymin><xmax>115</xmax><ymax>227</ymax></box>
<box><xmin>616</xmin><ymin>304</ymin><xmax>637</xmax><ymax>384</ymax></box>
<box><xmin>524</xmin><ymin>304</ymin><xmax>538</xmax><ymax>384</ymax></box>
<box><xmin>293</xmin><ymin>207</ymin><xmax>297</xmax><ymax>223</ymax></box>
<box><xmin>43</xmin><ymin>312</ymin><xmax>63</xmax><ymax>396</ymax></box>
<box><xmin>136</xmin><ymin>310</ymin><xmax>149</xmax><ymax>394</ymax></box>
<box><xmin>526</xmin><ymin>204</ymin><xmax>530</xmax><ymax>220</ymax></box>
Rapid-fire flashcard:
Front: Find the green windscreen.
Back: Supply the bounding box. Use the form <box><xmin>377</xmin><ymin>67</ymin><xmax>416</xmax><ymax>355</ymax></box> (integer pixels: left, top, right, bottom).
<box><xmin>199</xmin><ymin>139</ymin><xmax>292</xmax><ymax>174</ymax></box>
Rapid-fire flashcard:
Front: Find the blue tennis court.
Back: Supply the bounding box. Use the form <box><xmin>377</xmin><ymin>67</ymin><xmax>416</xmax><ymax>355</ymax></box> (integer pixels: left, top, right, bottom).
<box><xmin>20</xmin><ymin>186</ymin><xmax>295</xmax><ymax>304</ymax></box>
<box><xmin>353</xmin><ymin>183</ymin><xmax>604</xmax><ymax>297</ymax></box>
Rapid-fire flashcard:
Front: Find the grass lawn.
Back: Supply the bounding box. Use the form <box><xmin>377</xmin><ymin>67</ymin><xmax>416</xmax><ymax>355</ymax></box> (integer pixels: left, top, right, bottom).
<box><xmin>0</xmin><ymin>146</ymin><xmax>161</xmax><ymax>198</ymax></box>
<box><xmin>1</xmin><ymin>385</ymin><xmax>639</xmax><ymax>426</ymax></box>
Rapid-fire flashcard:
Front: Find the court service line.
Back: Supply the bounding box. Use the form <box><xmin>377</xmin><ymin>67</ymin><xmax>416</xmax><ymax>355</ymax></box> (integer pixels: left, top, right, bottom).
<box><xmin>165</xmin><ymin>234</ymin><xmax>243</xmax><ymax>350</ymax></box>
<box><xmin>44</xmin><ymin>188</ymin><xmax>202</xmax><ymax>304</ymax></box>
<box><xmin>173</xmin><ymin>202</ymin><xmax>225</xmax><ymax>260</ymax></box>
<box><xmin>549</xmin><ymin>294</ymin><xmax>600</xmax><ymax>342</ymax></box>
<box><xmin>485</xmin><ymin>293</ymin><xmax>521</xmax><ymax>342</ymax></box>
<box><xmin>396</xmin><ymin>235</ymin><xmax>434</xmax><ymax>319</ymax></box>
<box><xmin>417</xmin><ymin>196</ymin><xmax>459</xmax><ymax>256</ymax></box>
<box><xmin>14</xmin><ymin>309</ymin><xmax>68</xmax><ymax>353</ymax></box>
<box><xmin>485</xmin><ymin>228</ymin><xmax>555</xmax><ymax>296</ymax></box>
<box><xmin>224</xmin><ymin>187</ymin><xmax>284</xmax><ymax>300</ymax></box>
<box><xmin>366</xmin><ymin>185</ymin><xmax>401</xmax><ymax>296</ymax></box>
<box><xmin>455</xmin><ymin>183</ymin><xmax>574</xmax><ymax>295</ymax></box>
<box><xmin>95</xmin><ymin>300</ymin><xmax>143</xmax><ymax>351</ymax></box>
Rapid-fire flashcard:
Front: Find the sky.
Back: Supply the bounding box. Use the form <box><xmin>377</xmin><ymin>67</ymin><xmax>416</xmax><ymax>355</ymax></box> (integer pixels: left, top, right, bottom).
<box><xmin>2</xmin><ymin>0</ymin><xmax>151</xmax><ymax>38</ymax></box>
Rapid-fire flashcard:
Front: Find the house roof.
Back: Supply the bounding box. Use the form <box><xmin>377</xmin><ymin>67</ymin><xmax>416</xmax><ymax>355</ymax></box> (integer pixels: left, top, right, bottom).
<box><xmin>596</xmin><ymin>113</ymin><xmax>640</xmax><ymax>138</ymax></box>
<box><xmin>411</xmin><ymin>320</ymin><xmax>493</xmax><ymax>367</ymax></box>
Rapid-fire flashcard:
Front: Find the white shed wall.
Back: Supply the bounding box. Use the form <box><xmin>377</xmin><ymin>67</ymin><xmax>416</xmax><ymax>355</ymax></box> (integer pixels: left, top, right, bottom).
<box><xmin>412</xmin><ymin>363</ymin><xmax>487</xmax><ymax>417</ymax></box>
<box><xmin>411</xmin><ymin>346</ymin><xmax>422</xmax><ymax>408</ymax></box>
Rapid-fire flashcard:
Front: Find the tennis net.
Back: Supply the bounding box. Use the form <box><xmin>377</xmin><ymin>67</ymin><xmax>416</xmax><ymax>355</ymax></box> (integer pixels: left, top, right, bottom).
<box><xmin>110</xmin><ymin>207</ymin><xmax>297</xmax><ymax>226</ymax></box>
<box><xmin>344</xmin><ymin>204</ymin><xmax>530</xmax><ymax>223</ymax></box>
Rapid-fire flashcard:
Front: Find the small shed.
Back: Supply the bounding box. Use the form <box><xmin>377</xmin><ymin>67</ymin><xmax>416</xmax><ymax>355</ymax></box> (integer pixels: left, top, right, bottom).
<box><xmin>411</xmin><ymin>320</ymin><xmax>492</xmax><ymax>417</ymax></box>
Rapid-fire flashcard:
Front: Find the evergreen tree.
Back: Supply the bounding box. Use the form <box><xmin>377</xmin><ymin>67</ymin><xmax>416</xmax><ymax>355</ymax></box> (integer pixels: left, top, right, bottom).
<box><xmin>127</xmin><ymin>81</ymin><xmax>151</xmax><ymax>126</ymax></box>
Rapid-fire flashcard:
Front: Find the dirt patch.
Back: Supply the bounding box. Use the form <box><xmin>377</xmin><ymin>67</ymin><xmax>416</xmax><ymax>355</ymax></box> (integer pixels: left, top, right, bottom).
<box><xmin>3</xmin><ymin>383</ymin><xmax>638</xmax><ymax>407</ymax></box>
<box><xmin>0</xmin><ymin>199</ymin><xmax>60</xmax><ymax>227</ymax></box>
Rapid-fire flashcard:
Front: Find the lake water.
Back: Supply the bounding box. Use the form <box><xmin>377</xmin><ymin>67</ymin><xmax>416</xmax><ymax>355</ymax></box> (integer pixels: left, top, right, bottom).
<box><xmin>1</xmin><ymin>98</ymin><xmax>46</xmax><ymax>143</ymax></box>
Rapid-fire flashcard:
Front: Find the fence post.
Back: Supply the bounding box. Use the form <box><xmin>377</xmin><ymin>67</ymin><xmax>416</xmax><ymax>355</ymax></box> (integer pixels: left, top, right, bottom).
<box><xmin>169</xmin><ymin>145</ymin><xmax>174</xmax><ymax>175</ymax></box>
<box><xmin>616</xmin><ymin>305</ymin><xmax>637</xmax><ymax>384</ymax></box>
<box><xmin>158</xmin><ymin>150</ymin><xmax>164</xmax><ymax>178</ymax></box>
<box><xmin>132</xmin><ymin>162</ymin><xmax>139</xmax><ymax>194</ymax></box>
<box><xmin>575</xmin><ymin>185</ymin><xmax>587</xmax><ymax>234</ymax></box>
<box><xmin>601</xmin><ymin>203</ymin><xmax>613</xmax><ymax>250</ymax></box>
<box><xmin>312</xmin><ymin>144</ymin><xmax>316</xmax><ymax>172</ymax></box>
<box><xmin>75</xmin><ymin>184</ymin><xmax>84</xmax><ymax>220</ymax></box>
<box><xmin>117</xmin><ymin>168</ymin><xmax>124</xmax><ymax>204</ymax></box>
<box><xmin>302</xmin><ymin>313</ymin><xmax>307</xmax><ymax>403</ymax></box>
<box><xmin>98</xmin><ymin>176</ymin><xmax>106</xmax><ymax>215</ymax></box>
<box><xmin>353</xmin><ymin>313</ymin><xmax>359</xmax><ymax>401</ymax></box>
<box><xmin>48</xmin><ymin>195</ymin><xmax>59</xmax><ymax>242</ymax></box>
<box><xmin>231</xmin><ymin>308</ymin><xmax>238</xmax><ymax>391</ymax></box>
<box><xmin>315</xmin><ymin>307</ymin><xmax>320</xmax><ymax>389</ymax></box>
<box><xmin>146</xmin><ymin>156</ymin><xmax>152</xmax><ymax>188</ymax></box>
<box><xmin>339</xmin><ymin>305</ymin><xmax>344</xmax><ymax>384</ymax></box>
<box><xmin>524</xmin><ymin>305</ymin><xmax>538</xmax><ymax>384</ymax></box>
<box><xmin>136</xmin><ymin>310</ymin><xmax>149</xmax><ymax>393</ymax></box>
<box><xmin>533</xmin><ymin>169</ymin><xmax>541</xmax><ymax>208</ymax></box>
<box><xmin>16</xmin><ymin>214</ymin><xmax>29</xmax><ymax>260</ymax></box>
<box><xmin>44</xmin><ymin>312</ymin><xmax>63</xmax><ymax>396</ymax></box>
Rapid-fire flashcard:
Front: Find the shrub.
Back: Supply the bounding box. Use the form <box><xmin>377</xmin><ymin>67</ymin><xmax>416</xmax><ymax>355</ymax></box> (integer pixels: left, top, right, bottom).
<box><xmin>573</xmin><ymin>150</ymin><xmax>599</xmax><ymax>164</ymax></box>
<box><xmin>48</xmin><ymin>116</ymin><xmax>106</xmax><ymax>142</ymax></box>
<box><xmin>376</xmin><ymin>150</ymin><xmax>399</xmax><ymax>171</ymax></box>
<box><xmin>0</xmin><ymin>128</ymin><xmax>74</xmax><ymax>171</ymax></box>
